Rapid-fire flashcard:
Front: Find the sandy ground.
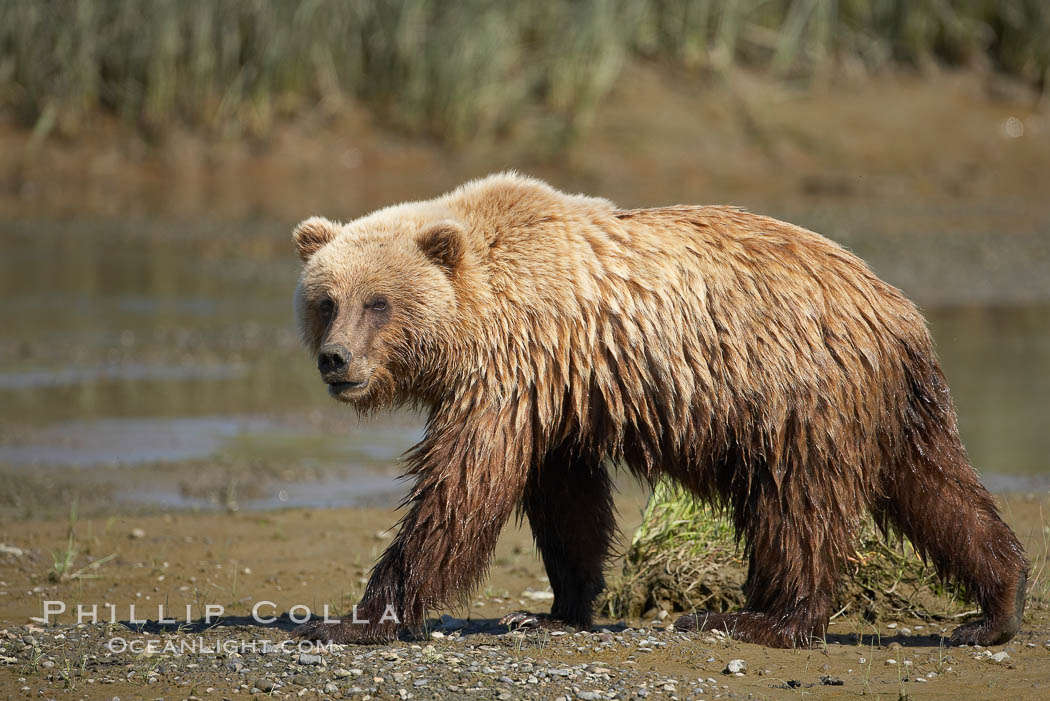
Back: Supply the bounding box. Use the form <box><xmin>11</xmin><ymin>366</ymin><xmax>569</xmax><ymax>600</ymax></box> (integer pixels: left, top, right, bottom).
<box><xmin>0</xmin><ymin>491</ymin><xmax>1047</xmax><ymax>700</ymax></box>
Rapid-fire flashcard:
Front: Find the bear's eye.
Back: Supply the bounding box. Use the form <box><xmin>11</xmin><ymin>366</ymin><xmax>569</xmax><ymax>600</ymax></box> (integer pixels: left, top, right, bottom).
<box><xmin>366</xmin><ymin>297</ymin><xmax>388</xmax><ymax>312</ymax></box>
<box><xmin>318</xmin><ymin>297</ymin><xmax>336</xmax><ymax>321</ymax></box>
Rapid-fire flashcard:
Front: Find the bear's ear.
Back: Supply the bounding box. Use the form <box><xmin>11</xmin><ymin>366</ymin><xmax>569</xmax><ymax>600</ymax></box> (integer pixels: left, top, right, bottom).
<box><xmin>416</xmin><ymin>221</ymin><xmax>464</xmax><ymax>274</ymax></box>
<box><xmin>293</xmin><ymin>216</ymin><xmax>340</xmax><ymax>262</ymax></box>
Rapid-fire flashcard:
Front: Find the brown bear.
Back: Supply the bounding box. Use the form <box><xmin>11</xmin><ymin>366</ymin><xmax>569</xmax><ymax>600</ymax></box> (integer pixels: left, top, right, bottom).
<box><xmin>291</xmin><ymin>172</ymin><xmax>1027</xmax><ymax>647</ymax></box>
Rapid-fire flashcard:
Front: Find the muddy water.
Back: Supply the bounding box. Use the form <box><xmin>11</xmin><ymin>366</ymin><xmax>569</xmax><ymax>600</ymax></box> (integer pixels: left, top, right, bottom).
<box><xmin>0</xmin><ymin>203</ymin><xmax>1047</xmax><ymax>515</ymax></box>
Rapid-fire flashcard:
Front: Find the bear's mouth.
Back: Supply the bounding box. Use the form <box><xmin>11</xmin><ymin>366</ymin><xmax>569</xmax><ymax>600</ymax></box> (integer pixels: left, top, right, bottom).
<box><xmin>327</xmin><ymin>379</ymin><xmax>369</xmax><ymax>398</ymax></box>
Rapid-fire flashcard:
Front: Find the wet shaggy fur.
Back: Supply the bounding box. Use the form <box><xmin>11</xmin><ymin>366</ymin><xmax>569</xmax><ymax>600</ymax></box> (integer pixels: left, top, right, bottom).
<box><xmin>292</xmin><ymin>173</ymin><xmax>1028</xmax><ymax>647</ymax></box>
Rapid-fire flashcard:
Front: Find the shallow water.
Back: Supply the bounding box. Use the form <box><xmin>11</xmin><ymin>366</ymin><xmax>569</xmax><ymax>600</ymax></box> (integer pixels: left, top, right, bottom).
<box><xmin>0</xmin><ymin>205</ymin><xmax>1047</xmax><ymax>512</ymax></box>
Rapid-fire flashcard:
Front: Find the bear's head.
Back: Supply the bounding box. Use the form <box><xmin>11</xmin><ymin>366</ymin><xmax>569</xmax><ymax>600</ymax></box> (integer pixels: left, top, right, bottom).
<box><xmin>292</xmin><ymin>212</ymin><xmax>467</xmax><ymax>412</ymax></box>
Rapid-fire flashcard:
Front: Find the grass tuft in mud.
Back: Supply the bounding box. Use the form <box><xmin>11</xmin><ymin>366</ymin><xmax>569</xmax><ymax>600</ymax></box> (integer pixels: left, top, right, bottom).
<box><xmin>602</xmin><ymin>480</ymin><xmax>969</xmax><ymax>623</ymax></box>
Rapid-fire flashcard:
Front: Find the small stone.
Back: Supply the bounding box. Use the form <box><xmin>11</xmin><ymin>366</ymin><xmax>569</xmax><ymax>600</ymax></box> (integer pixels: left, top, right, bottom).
<box><xmin>0</xmin><ymin>544</ymin><xmax>24</xmax><ymax>557</ymax></box>
<box><xmin>522</xmin><ymin>589</ymin><xmax>555</xmax><ymax>601</ymax></box>
<box><xmin>324</xmin><ymin>682</ymin><xmax>338</xmax><ymax>693</ymax></box>
<box><xmin>298</xmin><ymin>653</ymin><xmax>322</xmax><ymax>666</ymax></box>
<box><xmin>990</xmin><ymin>651</ymin><xmax>1011</xmax><ymax>664</ymax></box>
<box><xmin>129</xmin><ymin>528</ymin><xmax>146</xmax><ymax>539</ymax></box>
<box><xmin>255</xmin><ymin>679</ymin><xmax>275</xmax><ymax>692</ymax></box>
<box><xmin>724</xmin><ymin>659</ymin><xmax>747</xmax><ymax>675</ymax></box>
<box><xmin>333</xmin><ymin>668</ymin><xmax>353</xmax><ymax>679</ymax></box>
<box><xmin>577</xmin><ymin>692</ymin><xmax>601</xmax><ymax>700</ymax></box>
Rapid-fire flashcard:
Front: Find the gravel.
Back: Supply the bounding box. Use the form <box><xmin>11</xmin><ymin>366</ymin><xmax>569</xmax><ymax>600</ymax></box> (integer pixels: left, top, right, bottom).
<box><xmin>0</xmin><ymin>619</ymin><xmax>1015</xmax><ymax>699</ymax></box>
<box><xmin>1</xmin><ymin>622</ymin><xmax>740</xmax><ymax>699</ymax></box>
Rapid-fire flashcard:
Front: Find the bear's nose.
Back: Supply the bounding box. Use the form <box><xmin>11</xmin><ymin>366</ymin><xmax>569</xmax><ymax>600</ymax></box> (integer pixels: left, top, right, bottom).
<box><xmin>318</xmin><ymin>343</ymin><xmax>351</xmax><ymax>378</ymax></box>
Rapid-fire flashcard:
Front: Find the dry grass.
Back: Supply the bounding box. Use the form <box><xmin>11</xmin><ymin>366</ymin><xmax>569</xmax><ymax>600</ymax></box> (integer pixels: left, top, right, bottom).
<box><xmin>602</xmin><ymin>480</ymin><xmax>969</xmax><ymax>622</ymax></box>
<box><xmin>1</xmin><ymin>1</ymin><xmax>1047</xmax><ymax>146</ymax></box>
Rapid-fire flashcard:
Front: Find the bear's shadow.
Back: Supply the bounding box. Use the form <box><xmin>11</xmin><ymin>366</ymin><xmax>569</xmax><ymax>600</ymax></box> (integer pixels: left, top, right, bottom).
<box><xmin>118</xmin><ymin>616</ymin><xmax>950</xmax><ymax>648</ymax></box>
<box><xmin>118</xmin><ymin>613</ymin><xmax>629</xmax><ymax>639</ymax></box>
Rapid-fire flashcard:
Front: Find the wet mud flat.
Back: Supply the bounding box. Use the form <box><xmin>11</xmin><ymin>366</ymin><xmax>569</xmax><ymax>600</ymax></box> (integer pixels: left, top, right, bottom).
<box><xmin>1</xmin><ymin>495</ymin><xmax>1048</xmax><ymax>700</ymax></box>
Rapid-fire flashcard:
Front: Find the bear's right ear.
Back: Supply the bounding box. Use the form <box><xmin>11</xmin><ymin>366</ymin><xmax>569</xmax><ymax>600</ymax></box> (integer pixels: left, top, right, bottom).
<box><xmin>293</xmin><ymin>216</ymin><xmax>340</xmax><ymax>262</ymax></box>
<box><xmin>416</xmin><ymin>221</ymin><xmax>464</xmax><ymax>275</ymax></box>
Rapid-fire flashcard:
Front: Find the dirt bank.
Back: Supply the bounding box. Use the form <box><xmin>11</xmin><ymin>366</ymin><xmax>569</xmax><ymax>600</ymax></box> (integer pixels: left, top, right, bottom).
<box><xmin>2</xmin><ymin>65</ymin><xmax>1047</xmax><ymax>220</ymax></box>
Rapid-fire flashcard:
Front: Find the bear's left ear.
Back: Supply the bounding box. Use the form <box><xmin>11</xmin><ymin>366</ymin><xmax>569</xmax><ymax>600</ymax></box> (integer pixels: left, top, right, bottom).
<box><xmin>293</xmin><ymin>216</ymin><xmax>340</xmax><ymax>262</ymax></box>
<box><xmin>416</xmin><ymin>221</ymin><xmax>464</xmax><ymax>274</ymax></box>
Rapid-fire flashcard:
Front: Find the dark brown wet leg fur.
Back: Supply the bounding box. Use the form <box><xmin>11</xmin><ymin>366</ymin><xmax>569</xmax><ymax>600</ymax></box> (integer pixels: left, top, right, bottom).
<box><xmin>677</xmin><ymin>352</ymin><xmax>1028</xmax><ymax>648</ymax></box>
<box><xmin>501</xmin><ymin>448</ymin><xmax>616</xmax><ymax>632</ymax></box>
<box><xmin>673</xmin><ymin>472</ymin><xmax>848</xmax><ymax>648</ymax></box>
<box><xmin>876</xmin><ymin>446</ymin><xmax>1028</xmax><ymax>646</ymax></box>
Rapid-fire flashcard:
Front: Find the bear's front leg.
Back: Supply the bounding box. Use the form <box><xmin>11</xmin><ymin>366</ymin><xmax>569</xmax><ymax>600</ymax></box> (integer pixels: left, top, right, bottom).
<box><xmin>500</xmin><ymin>447</ymin><xmax>616</xmax><ymax>633</ymax></box>
<box><xmin>293</xmin><ymin>551</ymin><xmax>406</xmax><ymax>643</ymax></box>
<box><xmin>296</xmin><ymin>403</ymin><xmax>534</xmax><ymax>644</ymax></box>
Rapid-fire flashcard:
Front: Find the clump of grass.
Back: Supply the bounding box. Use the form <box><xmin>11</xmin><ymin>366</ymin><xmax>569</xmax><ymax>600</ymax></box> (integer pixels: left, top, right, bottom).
<box><xmin>48</xmin><ymin>503</ymin><xmax>116</xmax><ymax>583</ymax></box>
<box><xmin>1</xmin><ymin>1</ymin><xmax>1047</xmax><ymax>146</ymax></box>
<box><xmin>602</xmin><ymin>480</ymin><xmax>967</xmax><ymax>622</ymax></box>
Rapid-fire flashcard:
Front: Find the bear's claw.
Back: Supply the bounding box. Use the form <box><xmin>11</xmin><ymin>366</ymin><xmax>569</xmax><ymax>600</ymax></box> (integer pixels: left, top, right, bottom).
<box><xmin>500</xmin><ymin>611</ymin><xmax>543</xmax><ymax>630</ymax></box>
<box><xmin>499</xmin><ymin>611</ymin><xmax>579</xmax><ymax>632</ymax></box>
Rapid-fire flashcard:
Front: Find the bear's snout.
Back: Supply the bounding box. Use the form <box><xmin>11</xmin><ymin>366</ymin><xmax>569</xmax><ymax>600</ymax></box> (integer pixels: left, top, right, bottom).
<box><xmin>317</xmin><ymin>343</ymin><xmax>351</xmax><ymax>381</ymax></box>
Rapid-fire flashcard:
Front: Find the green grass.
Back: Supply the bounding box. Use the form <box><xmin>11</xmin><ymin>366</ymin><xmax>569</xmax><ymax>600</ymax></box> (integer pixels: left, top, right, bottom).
<box><xmin>602</xmin><ymin>480</ymin><xmax>968</xmax><ymax>623</ymax></box>
<box><xmin>1</xmin><ymin>1</ymin><xmax>1047</xmax><ymax>146</ymax></box>
<box><xmin>47</xmin><ymin>502</ymin><xmax>116</xmax><ymax>584</ymax></box>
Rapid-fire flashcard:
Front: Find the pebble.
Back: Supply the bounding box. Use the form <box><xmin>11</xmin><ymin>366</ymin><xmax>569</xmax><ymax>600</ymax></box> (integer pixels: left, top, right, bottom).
<box><xmin>298</xmin><ymin>653</ymin><xmax>322</xmax><ymax>666</ymax></box>
<box><xmin>724</xmin><ymin>659</ymin><xmax>747</xmax><ymax>675</ymax></box>
<box><xmin>523</xmin><ymin>589</ymin><xmax>555</xmax><ymax>600</ymax></box>
<box><xmin>990</xmin><ymin>651</ymin><xmax>1011</xmax><ymax>664</ymax></box>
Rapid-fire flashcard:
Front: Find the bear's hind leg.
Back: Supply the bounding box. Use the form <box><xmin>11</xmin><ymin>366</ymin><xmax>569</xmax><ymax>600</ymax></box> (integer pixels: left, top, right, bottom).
<box><xmin>877</xmin><ymin>443</ymin><xmax>1028</xmax><ymax>646</ymax></box>
<box><xmin>673</xmin><ymin>485</ymin><xmax>845</xmax><ymax>648</ymax></box>
<box><xmin>502</xmin><ymin>448</ymin><xmax>615</xmax><ymax>631</ymax></box>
